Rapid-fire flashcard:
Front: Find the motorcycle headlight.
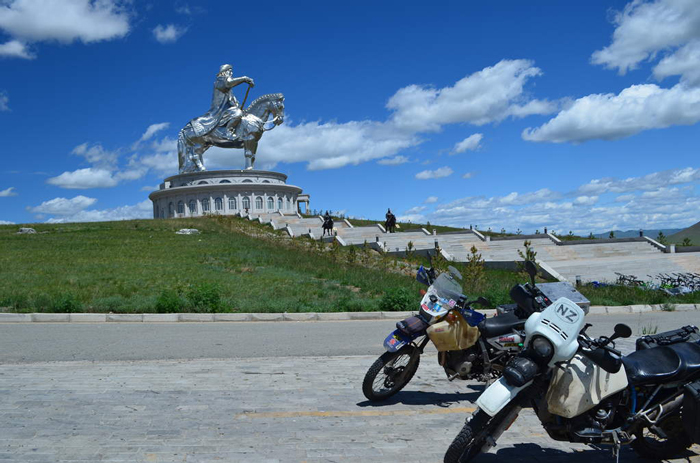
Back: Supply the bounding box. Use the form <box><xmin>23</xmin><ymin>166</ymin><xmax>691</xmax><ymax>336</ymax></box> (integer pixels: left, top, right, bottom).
<box><xmin>530</xmin><ymin>336</ymin><xmax>554</xmax><ymax>364</ymax></box>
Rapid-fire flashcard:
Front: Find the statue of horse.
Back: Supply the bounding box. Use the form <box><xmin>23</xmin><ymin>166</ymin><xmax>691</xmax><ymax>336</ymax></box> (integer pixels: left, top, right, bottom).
<box><xmin>178</xmin><ymin>93</ymin><xmax>285</xmax><ymax>173</ymax></box>
<box><xmin>322</xmin><ymin>216</ymin><xmax>334</xmax><ymax>237</ymax></box>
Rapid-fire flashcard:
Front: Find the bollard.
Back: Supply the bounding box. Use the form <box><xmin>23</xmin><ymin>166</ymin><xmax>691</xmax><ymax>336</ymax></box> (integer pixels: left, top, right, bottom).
<box><xmin>669</xmin><ymin>244</ymin><xmax>676</xmax><ymax>253</ymax></box>
<box><xmin>576</xmin><ymin>275</ymin><xmax>582</xmax><ymax>287</ymax></box>
<box><xmin>433</xmin><ymin>229</ymin><xmax>437</xmax><ymax>236</ymax></box>
<box><xmin>434</xmin><ymin>239</ymin><xmax>439</xmax><ymax>249</ymax></box>
<box><xmin>486</xmin><ymin>236</ymin><xmax>491</xmax><ymax>242</ymax></box>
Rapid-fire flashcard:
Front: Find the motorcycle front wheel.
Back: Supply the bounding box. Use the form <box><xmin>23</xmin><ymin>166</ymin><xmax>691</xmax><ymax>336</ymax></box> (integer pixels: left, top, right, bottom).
<box><xmin>444</xmin><ymin>406</ymin><xmax>512</xmax><ymax>463</ymax></box>
<box><xmin>631</xmin><ymin>412</ymin><xmax>693</xmax><ymax>460</ymax></box>
<box><xmin>361</xmin><ymin>345</ymin><xmax>420</xmax><ymax>401</ymax></box>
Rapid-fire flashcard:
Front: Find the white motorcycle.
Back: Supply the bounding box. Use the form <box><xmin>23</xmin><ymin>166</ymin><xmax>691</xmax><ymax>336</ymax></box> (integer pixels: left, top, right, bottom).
<box><xmin>444</xmin><ymin>297</ymin><xmax>700</xmax><ymax>462</ymax></box>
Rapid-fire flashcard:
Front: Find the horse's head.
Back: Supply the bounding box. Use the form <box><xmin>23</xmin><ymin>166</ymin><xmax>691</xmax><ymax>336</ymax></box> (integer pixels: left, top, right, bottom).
<box><xmin>269</xmin><ymin>94</ymin><xmax>285</xmax><ymax>126</ymax></box>
<box><xmin>246</xmin><ymin>93</ymin><xmax>285</xmax><ymax>126</ymax></box>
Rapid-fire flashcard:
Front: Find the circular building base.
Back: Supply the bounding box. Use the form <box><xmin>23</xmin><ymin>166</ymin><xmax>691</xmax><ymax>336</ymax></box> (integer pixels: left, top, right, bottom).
<box><xmin>148</xmin><ymin>170</ymin><xmax>308</xmax><ymax>219</ymax></box>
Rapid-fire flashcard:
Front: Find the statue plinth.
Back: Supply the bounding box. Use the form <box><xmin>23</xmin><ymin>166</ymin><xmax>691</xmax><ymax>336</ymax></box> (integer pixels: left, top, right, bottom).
<box><xmin>148</xmin><ymin>169</ymin><xmax>308</xmax><ymax>219</ymax></box>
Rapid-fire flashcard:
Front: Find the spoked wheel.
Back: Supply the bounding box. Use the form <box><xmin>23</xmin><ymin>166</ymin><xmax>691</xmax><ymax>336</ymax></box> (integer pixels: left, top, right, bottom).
<box><xmin>362</xmin><ymin>345</ymin><xmax>420</xmax><ymax>401</ymax></box>
<box><xmin>631</xmin><ymin>412</ymin><xmax>693</xmax><ymax>460</ymax></box>
<box><xmin>444</xmin><ymin>403</ymin><xmax>521</xmax><ymax>463</ymax></box>
<box><xmin>444</xmin><ymin>410</ymin><xmax>493</xmax><ymax>463</ymax></box>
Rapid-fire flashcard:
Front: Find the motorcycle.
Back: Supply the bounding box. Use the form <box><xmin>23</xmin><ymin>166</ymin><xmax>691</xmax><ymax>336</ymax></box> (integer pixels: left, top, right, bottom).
<box><xmin>362</xmin><ymin>261</ymin><xmax>550</xmax><ymax>402</ymax></box>
<box><xmin>444</xmin><ymin>296</ymin><xmax>700</xmax><ymax>463</ymax></box>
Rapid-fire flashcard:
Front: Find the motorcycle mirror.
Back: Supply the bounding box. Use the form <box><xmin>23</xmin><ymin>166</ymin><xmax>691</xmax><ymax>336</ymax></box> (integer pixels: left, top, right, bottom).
<box><xmin>525</xmin><ymin>260</ymin><xmax>537</xmax><ymax>286</ymax></box>
<box><xmin>612</xmin><ymin>323</ymin><xmax>632</xmax><ymax>340</ymax></box>
<box><xmin>448</xmin><ymin>265</ymin><xmax>463</xmax><ymax>280</ymax></box>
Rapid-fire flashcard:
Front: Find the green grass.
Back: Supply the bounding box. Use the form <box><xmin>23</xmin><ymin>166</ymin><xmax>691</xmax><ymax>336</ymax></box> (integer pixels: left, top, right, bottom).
<box><xmin>1</xmin><ymin>217</ymin><xmax>698</xmax><ymax>312</ymax></box>
<box><xmin>0</xmin><ymin>217</ymin><xmax>422</xmax><ymax>313</ymax></box>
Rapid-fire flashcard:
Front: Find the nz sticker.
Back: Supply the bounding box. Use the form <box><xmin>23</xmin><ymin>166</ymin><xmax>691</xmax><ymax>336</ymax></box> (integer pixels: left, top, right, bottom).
<box><xmin>554</xmin><ymin>302</ymin><xmax>580</xmax><ymax>324</ymax></box>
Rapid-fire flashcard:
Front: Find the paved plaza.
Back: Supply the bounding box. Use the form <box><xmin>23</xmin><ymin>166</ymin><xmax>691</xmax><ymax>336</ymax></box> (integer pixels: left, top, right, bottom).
<box><xmin>1</xmin><ymin>353</ymin><xmax>698</xmax><ymax>462</ymax></box>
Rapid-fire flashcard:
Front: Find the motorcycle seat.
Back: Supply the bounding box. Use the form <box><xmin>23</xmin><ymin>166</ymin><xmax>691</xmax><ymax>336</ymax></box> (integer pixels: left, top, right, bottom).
<box><xmin>478</xmin><ymin>312</ymin><xmax>525</xmax><ymax>338</ymax></box>
<box><xmin>622</xmin><ymin>342</ymin><xmax>700</xmax><ymax>386</ymax></box>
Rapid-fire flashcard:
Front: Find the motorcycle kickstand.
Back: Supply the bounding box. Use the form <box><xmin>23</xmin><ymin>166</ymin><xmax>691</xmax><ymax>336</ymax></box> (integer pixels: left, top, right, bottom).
<box><xmin>611</xmin><ymin>430</ymin><xmax>620</xmax><ymax>463</ymax></box>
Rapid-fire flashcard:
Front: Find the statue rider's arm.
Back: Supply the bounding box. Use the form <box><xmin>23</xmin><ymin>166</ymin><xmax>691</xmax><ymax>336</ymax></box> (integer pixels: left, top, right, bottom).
<box><xmin>226</xmin><ymin>76</ymin><xmax>255</xmax><ymax>88</ymax></box>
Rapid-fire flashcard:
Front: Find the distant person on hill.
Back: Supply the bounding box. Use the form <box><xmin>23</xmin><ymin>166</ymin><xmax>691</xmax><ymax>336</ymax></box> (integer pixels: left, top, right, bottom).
<box><xmin>322</xmin><ymin>211</ymin><xmax>333</xmax><ymax>237</ymax></box>
<box><xmin>385</xmin><ymin>208</ymin><xmax>396</xmax><ymax>233</ymax></box>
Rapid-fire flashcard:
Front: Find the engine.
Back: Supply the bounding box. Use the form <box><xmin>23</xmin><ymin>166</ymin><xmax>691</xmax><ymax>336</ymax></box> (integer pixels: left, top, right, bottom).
<box><xmin>439</xmin><ymin>349</ymin><xmax>481</xmax><ymax>380</ymax></box>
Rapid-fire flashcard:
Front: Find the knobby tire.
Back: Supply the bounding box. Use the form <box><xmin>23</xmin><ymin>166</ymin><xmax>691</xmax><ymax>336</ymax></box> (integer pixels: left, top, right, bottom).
<box><xmin>361</xmin><ymin>345</ymin><xmax>420</xmax><ymax>401</ymax></box>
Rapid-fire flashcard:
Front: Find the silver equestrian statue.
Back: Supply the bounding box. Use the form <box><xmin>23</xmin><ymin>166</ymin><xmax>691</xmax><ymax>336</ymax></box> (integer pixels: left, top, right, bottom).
<box><xmin>177</xmin><ymin>64</ymin><xmax>285</xmax><ymax>173</ymax></box>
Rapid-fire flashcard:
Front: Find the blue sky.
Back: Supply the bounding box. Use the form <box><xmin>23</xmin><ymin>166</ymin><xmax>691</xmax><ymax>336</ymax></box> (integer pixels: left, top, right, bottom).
<box><xmin>1</xmin><ymin>0</ymin><xmax>699</xmax><ymax>234</ymax></box>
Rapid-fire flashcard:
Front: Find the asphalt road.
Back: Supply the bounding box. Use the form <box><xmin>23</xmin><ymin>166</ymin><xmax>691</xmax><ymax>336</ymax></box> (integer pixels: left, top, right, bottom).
<box><xmin>1</xmin><ymin>310</ymin><xmax>698</xmax><ymax>363</ymax></box>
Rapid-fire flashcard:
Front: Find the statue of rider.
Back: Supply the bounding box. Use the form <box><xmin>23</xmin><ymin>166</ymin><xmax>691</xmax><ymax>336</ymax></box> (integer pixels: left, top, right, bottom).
<box><xmin>189</xmin><ymin>64</ymin><xmax>255</xmax><ymax>138</ymax></box>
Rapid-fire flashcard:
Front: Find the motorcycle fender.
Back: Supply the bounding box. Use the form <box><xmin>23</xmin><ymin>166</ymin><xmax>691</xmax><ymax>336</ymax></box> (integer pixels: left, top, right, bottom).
<box><xmin>383</xmin><ymin>330</ymin><xmax>409</xmax><ymax>352</ymax></box>
<box><xmin>476</xmin><ymin>376</ymin><xmax>532</xmax><ymax>417</ymax></box>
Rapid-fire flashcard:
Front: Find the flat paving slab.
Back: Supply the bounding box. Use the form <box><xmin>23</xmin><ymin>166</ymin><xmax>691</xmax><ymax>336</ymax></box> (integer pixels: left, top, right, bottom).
<box><xmin>0</xmin><ymin>354</ymin><xmax>697</xmax><ymax>462</ymax></box>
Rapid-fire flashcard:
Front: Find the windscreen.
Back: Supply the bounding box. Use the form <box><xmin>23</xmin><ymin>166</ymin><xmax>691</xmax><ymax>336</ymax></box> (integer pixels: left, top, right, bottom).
<box><xmin>432</xmin><ymin>272</ymin><xmax>464</xmax><ymax>302</ymax></box>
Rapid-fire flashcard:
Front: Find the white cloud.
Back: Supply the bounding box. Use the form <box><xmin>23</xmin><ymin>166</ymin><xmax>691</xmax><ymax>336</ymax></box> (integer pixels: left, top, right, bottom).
<box><xmin>415</xmin><ymin>166</ymin><xmax>453</xmax><ymax>180</ymax></box>
<box><xmin>251</xmin><ymin>120</ymin><xmax>419</xmax><ymax>171</ymax></box>
<box><xmin>0</xmin><ymin>0</ymin><xmax>130</xmax><ymax>58</ymax></box>
<box><xmin>377</xmin><ymin>155</ymin><xmax>409</xmax><ymax>165</ymax></box>
<box><xmin>29</xmin><ymin>195</ymin><xmax>97</xmax><ymax>215</ymax></box>
<box><xmin>523</xmin><ymin>1</ymin><xmax>700</xmax><ymax>144</ymax></box>
<box><xmin>462</xmin><ymin>172</ymin><xmax>476</xmax><ymax>179</ymax></box>
<box><xmin>47</xmin><ymin>168</ymin><xmax>118</xmax><ymax>189</ymax></box>
<box><xmin>404</xmin><ymin>206</ymin><xmax>427</xmax><ymax>214</ymax></box>
<box><xmin>138</xmin><ymin>122</ymin><xmax>170</xmax><ymax>142</ymax></box>
<box><xmin>591</xmin><ymin>0</ymin><xmax>700</xmax><ymax>76</ymax></box>
<box><xmin>46</xmin><ymin>200</ymin><xmax>152</xmax><ymax>223</ymax></box>
<box><xmin>72</xmin><ymin>142</ymin><xmax>118</xmax><ymax>168</ymax></box>
<box><xmin>426</xmin><ymin>166</ymin><xmax>700</xmax><ymax>234</ymax></box>
<box><xmin>0</xmin><ymin>220</ymin><xmax>14</xmax><ymax>224</ymax></box>
<box><xmin>0</xmin><ymin>39</ymin><xmax>33</xmax><ymax>58</ymax></box>
<box><xmin>0</xmin><ymin>187</ymin><xmax>17</xmax><ymax>197</ymax></box>
<box><xmin>522</xmin><ymin>83</ymin><xmax>700</xmax><ymax>143</ymax></box>
<box><xmin>0</xmin><ymin>92</ymin><xmax>9</xmax><ymax>111</ymax></box>
<box><xmin>654</xmin><ymin>39</ymin><xmax>700</xmax><ymax>86</ymax></box>
<box><xmin>140</xmin><ymin>184</ymin><xmax>160</xmax><ymax>192</ymax></box>
<box><xmin>152</xmin><ymin>24</ymin><xmax>187</xmax><ymax>44</ymax></box>
<box><xmin>577</xmin><ymin>167</ymin><xmax>700</xmax><ymax>195</ymax></box>
<box><xmin>574</xmin><ymin>195</ymin><xmax>598</xmax><ymax>206</ymax></box>
<box><xmin>424</xmin><ymin>196</ymin><xmax>438</xmax><ymax>204</ymax></box>
<box><xmin>615</xmin><ymin>194</ymin><xmax>636</xmax><ymax>202</ymax></box>
<box><xmin>452</xmin><ymin>133</ymin><xmax>483</xmax><ymax>154</ymax></box>
<box><xmin>387</xmin><ymin>59</ymin><xmax>556</xmax><ymax>132</ymax></box>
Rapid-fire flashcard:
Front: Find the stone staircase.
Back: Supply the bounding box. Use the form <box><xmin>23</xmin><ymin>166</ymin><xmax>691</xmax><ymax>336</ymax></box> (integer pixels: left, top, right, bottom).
<box><xmin>234</xmin><ymin>213</ymin><xmax>699</xmax><ymax>284</ymax></box>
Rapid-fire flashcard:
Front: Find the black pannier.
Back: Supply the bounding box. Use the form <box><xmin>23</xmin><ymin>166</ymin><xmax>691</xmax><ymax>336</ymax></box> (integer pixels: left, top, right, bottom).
<box><xmin>396</xmin><ymin>315</ymin><xmax>429</xmax><ymax>336</ymax></box>
<box><xmin>636</xmin><ymin>325</ymin><xmax>700</xmax><ymax>350</ymax></box>
<box><xmin>683</xmin><ymin>379</ymin><xmax>700</xmax><ymax>444</ymax></box>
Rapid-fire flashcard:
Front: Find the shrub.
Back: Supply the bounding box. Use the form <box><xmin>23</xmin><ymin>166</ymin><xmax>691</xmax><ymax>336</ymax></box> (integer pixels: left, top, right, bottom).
<box><xmin>379</xmin><ymin>287</ymin><xmax>414</xmax><ymax>312</ymax></box>
<box><xmin>186</xmin><ymin>282</ymin><xmax>222</xmax><ymax>312</ymax></box>
<box><xmin>0</xmin><ymin>293</ymin><xmax>30</xmax><ymax>311</ymax></box>
<box><xmin>51</xmin><ymin>292</ymin><xmax>82</xmax><ymax>313</ymax></box>
<box><xmin>93</xmin><ymin>295</ymin><xmax>128</xmax><ymax>313</ymax></box>
<box><xmin>155</xmin><ymin>290</ymin><xmax>184</xmax><ymax>313</ymax></box>
<box><xmin>463</xmin><ymin>245</ymin><xmax>485</xmax><ymax>293</ymax></box>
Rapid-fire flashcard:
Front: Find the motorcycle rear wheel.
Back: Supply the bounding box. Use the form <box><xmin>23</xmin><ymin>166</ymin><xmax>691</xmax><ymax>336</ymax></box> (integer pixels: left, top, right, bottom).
<box><xmin>631</xmin><ymin>412</ymin><xmax>693</xmax><ymax>460</ymax></box>
<box><xmin>361</xmin><ymin>345</ymin><xmax>420</xmax><ymax>401</ymax></box>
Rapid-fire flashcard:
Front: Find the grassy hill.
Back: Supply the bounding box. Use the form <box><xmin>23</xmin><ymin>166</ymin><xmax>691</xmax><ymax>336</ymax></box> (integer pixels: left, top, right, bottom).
<box><xmin>0</xmin><ymin>217</ymin><xmax>421</xmax><ymax>313</ymax></box>
<box><xmin>593</xmin><ymin>228</ymin><xmax>683</xmax><ymax>239</ymax></box>
<box><xmin>1</xmin><ymin>216</ymin><xmax>698</xmax><ymax>312</ymax></box>
<box><xmin>669</xmin><ymin>221</ymin><xmax>700</xmax><ymax>246</ymax></box>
